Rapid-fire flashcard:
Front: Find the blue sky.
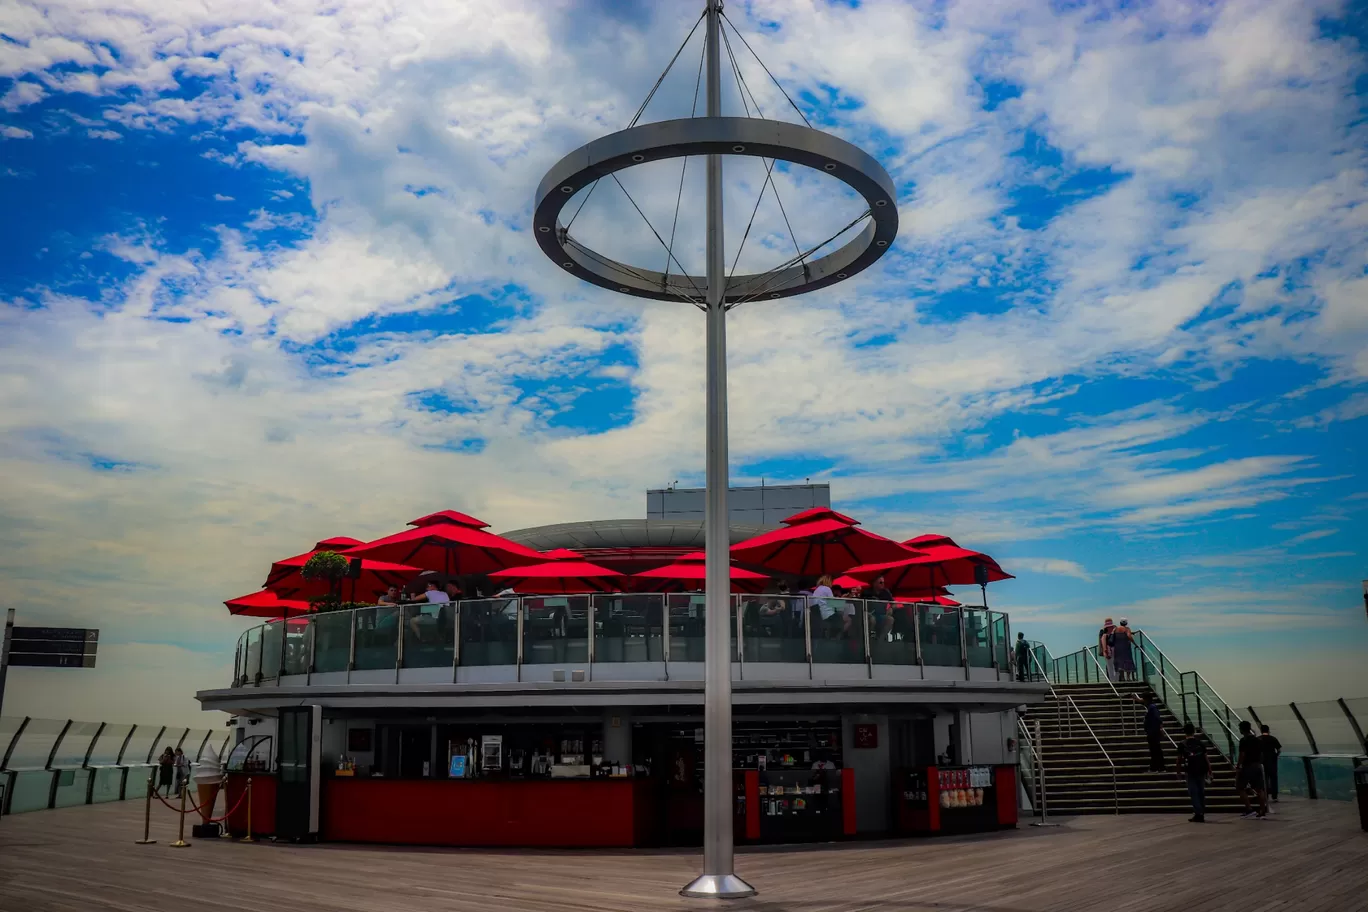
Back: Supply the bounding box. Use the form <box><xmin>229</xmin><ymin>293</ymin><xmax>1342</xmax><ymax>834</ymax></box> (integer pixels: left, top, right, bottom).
<box><xmin>1</xmin><ymin>0</ymin><xmax>1365</xmax><ymax>724</ymax></box>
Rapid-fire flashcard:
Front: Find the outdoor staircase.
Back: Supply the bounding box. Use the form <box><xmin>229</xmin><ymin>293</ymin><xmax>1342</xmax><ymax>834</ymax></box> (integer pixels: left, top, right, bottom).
<box><xmin>1022</xmin><ymin>681</ymin><xmax>1245</xmax><ymax>815</ymax></box>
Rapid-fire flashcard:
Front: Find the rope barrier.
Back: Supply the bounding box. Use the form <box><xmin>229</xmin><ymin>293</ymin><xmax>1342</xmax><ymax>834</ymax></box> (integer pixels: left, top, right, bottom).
<box><xmin>149</xmin><ymin>777</ymin><xmax>249</xmax><ymax>824</ymax></box>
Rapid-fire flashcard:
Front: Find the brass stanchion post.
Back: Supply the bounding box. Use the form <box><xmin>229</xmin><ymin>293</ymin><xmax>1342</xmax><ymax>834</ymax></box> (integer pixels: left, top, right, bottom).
<box><xmin>134</xmin><ymin>775</ymin><xmax>156</xmax><ymax>845</ymax></box>
<box><xmin>169</xmin><ymin>780</ymin><xmax>191</xmax><ymax>848</ymax></box>
<box><xmin>239</xmin><ymin>778</ymin><xmax>255</xmax><ymax>843</ymax></box>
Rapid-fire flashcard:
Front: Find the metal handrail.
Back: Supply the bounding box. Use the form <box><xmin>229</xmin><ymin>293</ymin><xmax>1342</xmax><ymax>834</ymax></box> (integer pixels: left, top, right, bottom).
<box><xmin>1080</xmin><ymin>644</ymin><xmax>1135</xmax><ymax>738</ymax></box>
<box><xmin>1016</xmin><ymin>718</ymin><xmax>1040</xmax><ymax>815</ymax></box>
<box><xmin>1061</xmin><ymin>693</ymin><xmax>1119</xmax><ymax>815</ymax></box>
<box><xmin>1141</xmin><ymin>632</ymin><xmax>1243</xmax><ymax>717</ymax></box>
<box><xmin>1131</xmin><ymin>635</ymin><xmax>1237</xmax><ymax>756</ymax></box>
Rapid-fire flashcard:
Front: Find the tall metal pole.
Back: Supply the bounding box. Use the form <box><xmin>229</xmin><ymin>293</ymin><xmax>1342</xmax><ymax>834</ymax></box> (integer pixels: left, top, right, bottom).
<box><xmin>682</xmin><ymin>0</ymin><xmax>754</xmax><ymax>899</ymax></box>
<box><xmin>0</xmin><ymin>608</ymin><xmax>13</xmax><ymax>718</ymax></box>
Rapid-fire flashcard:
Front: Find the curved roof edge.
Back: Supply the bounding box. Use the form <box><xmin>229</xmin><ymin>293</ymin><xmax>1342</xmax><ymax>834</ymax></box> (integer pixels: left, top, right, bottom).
<box><xmin>499</xmin><ymin>518</ymin><xmax>771</xmax><ymax>552</ymax></box>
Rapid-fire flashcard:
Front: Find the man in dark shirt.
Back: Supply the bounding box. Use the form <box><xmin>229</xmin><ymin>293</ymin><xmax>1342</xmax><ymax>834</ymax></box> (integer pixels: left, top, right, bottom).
<box><xmin>1134</xmin><ymin>693</ymin><xmax>1165</xmax><ymax>771</ymax></box>
<box><xmin>869</xmin><ymin>576</ymin><xmax>895</xmax><ymax>640</ymax></box>
<box><xmin>1175</xmin><ymin>722</ymin><xmax>1211</xmax><ymax>822</ymax></box>
<box><xmin>1259</xmin><ymin>724</ymin><xmax>1282</xmax><ymax>804</ymax></box>
<box><xmin>1014</xmin><ymin>633</ymin><xmax>1030</xmax><ymax>682</ymax></box>
<box><xmin>1236</xmin><ymin>720</ymin><xmax>1268</xmax><ymax>819</ymax></box>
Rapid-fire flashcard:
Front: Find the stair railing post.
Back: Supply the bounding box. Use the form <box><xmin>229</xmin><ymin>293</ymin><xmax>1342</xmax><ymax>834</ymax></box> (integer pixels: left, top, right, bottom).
<box><xmin>1337</xmin><ymin>698</ymin><xmax>1365</xmax><ymax>756</ymax></box>
<box><xmin>1302</xmin><ymin>755</ymin><xmax>1318</xmax><ymax>799</ymax></box>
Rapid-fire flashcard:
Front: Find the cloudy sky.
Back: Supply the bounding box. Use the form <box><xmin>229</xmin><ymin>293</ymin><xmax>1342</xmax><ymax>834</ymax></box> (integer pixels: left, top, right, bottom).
<box><xmin>1</xmin><ymin>0</ymin><xmax>1365</xmax><ymax>727</ymax></box>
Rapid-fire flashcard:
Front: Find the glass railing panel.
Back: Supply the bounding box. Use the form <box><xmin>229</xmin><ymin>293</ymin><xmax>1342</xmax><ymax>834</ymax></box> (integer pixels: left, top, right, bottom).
<box><xmin>51</xmin><ymin>768</ymin><xmax>92</xmax><ymax>808</ymax></box>
<box><xmin>352</xmin><ymin>606</ymin><xmax>398</xmax><ymax>671</ymax></box>
<box><xmin>919</xmin><ymin>605</ymin><xmax>962</xmax><ymax>667</ymax></box>
<box><xmin>312</xmin><ymin>611</ymin><xmax>352</xmax><ymax>673</ymax></box>
<box><xmin>1288</xmin><ymin>700</ymin><xmax>1361</xmax><ymax>755</ymax></box>
<box><xmin>810</xmin><ymin>598</ymin><xmax>863</xmax><ymax>664</ymax></box>
<box><xmin>458</xmin><ymin>598</ymin><xmax>519</xmax><ymax>666</ymax></box>
<box><xmin>6</xmin><ymin>770</ymin><xmax>55</xmax><ymax>812</ymax></box>
<box><xmin>243</xmin><ymin>626</ymin><xmax>263</xmax><ymax>682</ymax></box>
<box><xmin>233</xmin><ymin>632</ymin><xmax>245</xmax><ymax>684</ymax></box>
<box><xmin>86</xmin><ymin>723</ymin><xmax>134</xmax><ymax>765</ymax></box>
<box><xmin>963</xmin><ymin>608</ymin><xmax>993</xmax><ymax>668</ymax></box>
<box><xmin>119</xmin><ymin>725</ymin><xmax>164</xmax><ymax>767</ymax></box>
<box><xmin>5</xmin><ymin>717</ymin><xmax>67</xmax><ymax>769</ymax></box>
<box><xmin>282</xmin><ymin>619</ymin><xmax>311</xmax><ymax>675</ymax></box>
<box><xmin>593</xmin><ymin>594</ymin><xmax>663</xmax><ymax>663</ymax></box>
<box><xmin>737</xmin><ymin>594</ymin><xmax>807</xmax><ymax>663</ymax></box>
<box><xmin>869</xmin><ymin>600</ymin><xmax>918</xmax><ymax>666</ymax></box>
<box><xmin>49</xmin><ymin>721</ymin><xmax>102</xmax><ymax>768</ymax></box>
<box><xmin>90</xmin><ymin>766</ymin><xmax>124</xmax><ymax>803</ymax></box>
<box><xmin>521</xmin><ymin>596</ymin><xmax>590</xmax><ymax>665</ymax></box>
<box><xmin>259</xmin><ymin>619</ymin><xmax>284</xmax><ymax>679</ymax></box>
<box><xmin>1307</xmin><ymin>756</ymin><xmax>1357</xmax><ymax>800</ymax></box>
<box><xmin>991</xmin><ymin>612</ymin><xmax>1009</xmax><ymax>670</ymax></box>
<box><xmin>667</xmin><ymin>593</ymin><xmax>707</xmax><ymax>662</ymax></box>
<box><xmin>400</xmin><ymin>603</ymin><xmax>455</xmax><ymax>669</ymax></box>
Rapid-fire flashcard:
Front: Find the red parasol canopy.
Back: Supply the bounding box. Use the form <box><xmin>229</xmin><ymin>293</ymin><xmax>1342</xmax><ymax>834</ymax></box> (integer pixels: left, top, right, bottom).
<box><xmin>488</xmin><ymin>549</ymin><xmax>622</xmax><ymax>594</ymax></box>
<box><xmin>265</xmin><ymin>550</ymin><xmax>422</xmax><ymax>602</ymax></box>
<box><xmin>843</xmin><ymin>544</ymin><xmax>1013</xmax><ymax>592</ymax></box>
<box><xmin>730</xmin><ymin>508</ymin><xmax>917</xmax><ymax>577</ymax></box>
<box><xmin>225</xmin><ymin>590</ymin><xmax>313</xmax><ymax>617</ymax></box>
<box><xmin>408</xmin><ymin>510</ymin><xmax>491</xmax><ymax>529</ymax></box>
<box><xmin>832</xmin><ymin>575</ymin><xmax>960</xmax><ymax>604</ymax></box>
<box><xmin>313</xmin><ymin>535</ymin><xmax>363</xmax><ymax>550</ymax></box>
<box><xmin>634</xmin><ymin>551</ymin><xmax>770</xmax><ymax>593</ymax></box>
<box><xmin>347</xmin><ymin>521</ymin><xmax>543</xmax><ymax>577</ymax></box>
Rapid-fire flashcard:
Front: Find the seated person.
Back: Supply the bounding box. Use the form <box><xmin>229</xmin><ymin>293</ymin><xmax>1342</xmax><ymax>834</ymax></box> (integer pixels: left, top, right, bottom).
<box><xmin>377</xmin><ymin>585</ymin><xmax>401</xmax><ymax>606</ymax></box>
<box><xmin>868</xmin><ymin>575</ymin><xmax>895</xmax><ymax>640</ymax></box>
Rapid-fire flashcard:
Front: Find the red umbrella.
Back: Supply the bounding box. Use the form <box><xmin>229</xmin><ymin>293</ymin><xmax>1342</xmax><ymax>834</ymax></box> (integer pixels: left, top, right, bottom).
<box><xmin>488</xmin><ymin>549</ymin><xmax>623</xmax><ymax>594</ymax></box>
<box><xmin>407</xmin><ymin>510</ymin><xmax>491</xmax><ymax>529</ymax></box>
<box><xmin>730</xmin><ymin>508</ymin><xmax>917</xmax><ymax>577</ymax></box>
<box><xmin>634</xmin><ymin>551</ymin><xmax>770</xmax><ymax>593</ymax></box>
<box><xmin>843</xmin><ymin>545</ymin><xmax>1013</xmax><ymax>593</ymax></box>
<box><xmin>265</xmin><ymin>550</ymin><xmax>421</xmax><ymax>602</ymax></box>
<box><xmin>347</xmin><ymin>513</ymin><xmax>543</xmax><ymax>577</ymax></box>
<box><xmin>225</xmin><ymin>590</ymin><xmax>313</xmax><ymax>617</ymax></box>
<box><xmin>902</xmin><ymin>534</ymin><xmax>1011</xmax><ymax>579</ymax></box>
<box><xmin>314</xmin><ymin>535</ymin><xmax>363</xmax><ymax>550</ymax></box>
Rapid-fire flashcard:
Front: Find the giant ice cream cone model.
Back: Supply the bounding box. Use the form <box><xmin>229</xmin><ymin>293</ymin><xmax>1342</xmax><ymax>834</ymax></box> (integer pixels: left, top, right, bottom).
<box><xmin>193</xmin><ymin>744</ymin><xmax>223</xmax><ymax>823</ymax></box>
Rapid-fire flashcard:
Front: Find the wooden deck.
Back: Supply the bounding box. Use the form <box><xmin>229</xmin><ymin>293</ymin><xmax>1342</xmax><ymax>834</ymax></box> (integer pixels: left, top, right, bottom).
<box><xmin>1</xmin><ymin>798</ymin><xmax>1364</xmax><ymax>911</ymax></box>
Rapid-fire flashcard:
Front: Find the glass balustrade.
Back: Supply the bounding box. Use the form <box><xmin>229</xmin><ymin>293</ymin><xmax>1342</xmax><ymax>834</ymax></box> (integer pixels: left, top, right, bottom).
<box><xmin>521</xmin><ymin>596</ymin><xmax>590</xmax><ymax>665</ymax></box>
<box><xmin>401</xmin><ymin>604</ymin><xmax>455</xmax><ymax>669</ymax></box>
<box><xmin>666</xmin><ymin>593</ymin><xmax>707</xmax><ymax>662</ymax></box>
<box><xmin>593</xmin><ymin>594</ymin><xmax>664</xmax><ymax>662</ymax></box>
<box><xmin>312</xmin><ymin>611</ymin><xmax>352</xmax><ymax>673</ymax></box>
<box><xmin>352</xmin><ymin>606</ymin><xmax>398</xmax><ymax>671</ymax></box>
<box><xmin>225</xmin><ymin>594</ymin><xmax>1018</xmax><ymax>683</ymax></box>
<box><xmin>737</xmin><ymin>594</ymin><xmax>807</xmax><ymax>663</ymax></box>
<box><xmin>459</xmin><ymin>598</ymin><xmax>518</xmax><ymax>666</ymax></box>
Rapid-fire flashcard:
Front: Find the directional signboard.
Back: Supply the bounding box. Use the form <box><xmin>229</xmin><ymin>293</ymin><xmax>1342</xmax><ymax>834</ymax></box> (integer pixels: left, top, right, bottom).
<box><xmin>9</xmin><ymin>627</ymin><xmax>98</xmax><ymax>668</ymax></box>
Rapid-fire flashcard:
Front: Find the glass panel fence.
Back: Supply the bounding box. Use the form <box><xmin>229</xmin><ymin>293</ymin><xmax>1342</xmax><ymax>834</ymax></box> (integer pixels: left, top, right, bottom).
<box><xmin>459</xmin><ymin>598</ymin><xmax>518</xmax><ymax>666</ymax></box>
<box><xmin>243</xmin><ymin>626</ymin><xmax>263</xmax><ymax>682</ymax></box>
<box><xmin>1290</xmin><ymin>700</ymin><xmax>1361</xmax><ymax>755</ymax></box>
<box><xmin>666</xmin><ymin>593</ymin><xmax>706</xmax><ymax>662</ymax></box>
<box><xmin>593</xmin><ymin>594</ymin><xmax>663</xmax><ymax>662</ymax></box>
<box><xmin>963</xmin><ymin>608</ymin><xmax>993</xmax><ymax>668</ymax></box>
<box><xmin>809</xmin><ymin>597</ymin><xmax>863</xmax><ymax>664</ymax></box>
<box><xmin>918</xmin><ymin>605</ymin><xmax>962</xmax><ymax>667</ymax></box>
<box><xmin>401</xmin><ymin>603</ymin><xmax>455</xmax><ymax>669</ymax></box>
<box><xmin>49</xmin><ymin>721</ymin><xmax>102</xmax><ymax>768</ymax></box>
<box><xmin>1308</xmin><ymin>756</ymin><xmax>1357</xmax><ymax>801</ymax></box>
<box><xmin>86</xmin><ymin>723</ymin><xmax>134</xmax><ymax>765</ymax></box>
<box><xmin>352</xmin><ymin>606</ymin><xmax>398</xmax><ymax>671</ymax></box>
<box><xmin>738</xmin><ymin>594</ymin><xmax>806</xmax><ymax>663</ymax></box>
<box><xmin>259</xmin><ymin>619</ymin><xmax>284</xmax><ymax>679</ymax></box>
<box><xmin>868</xmin><ymin>600</ymin><xmax>918</xmax><ymax>665</ymax></box>
<box><xmin>522</xmin><ymin>596</ymin><xmax>590</xmax><ymax>665</ymax></box>
<box><xmin>7</xmin><ymin>770</ymin><xmax>55</xmax><ymax>813</ymax></box>
<box><xmin>120</xmin><ymin>725</ymin><xmax>165</xmax><ymax>767</ymax></box>
<box><xmin>90</xmin><ymin>766</ymin><xmax>125</xmax><ymax>803</ymax></box>
<box><xmin>312</xmin><ymin>610</ymin><xmax>352</xmax><ymax>673</ymax></box>
<box><xmin>52</xmin><ymin>768</ymin><xmax>93</xmax><ymax>808</ymax></box>
<box><xmin>5</xmin><ymin>717</ymin><xmax>68</xmax><ymax>769</ymax></box>
<box><xmin>282</xmin><ymin>619</ymin><xmax>311</xmax><ymax>675</ymax></box>
<box><xmin>991</xmin><ymin>612</ymin><xmax>1009</xmax><ymax>670</ymax></box>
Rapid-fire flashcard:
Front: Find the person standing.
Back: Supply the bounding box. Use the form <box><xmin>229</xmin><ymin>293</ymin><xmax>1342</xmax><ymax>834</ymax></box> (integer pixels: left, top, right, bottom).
<box><xmin>1259</xmin><ymin>724</ymin><xmax>1282</xmax><ymax>805</ymax></box>
<box><xmin>1098</xmin><ymin>617</ymin><xmax>1116</xmax><ymax>681</ymax></box>
<box><xmin>172</xmin><ymin>747</ymin><xmax>190</xmax><ymax>797</ymax></box>
<box><xmin>1014</xmin><ymin>632</ymin><xmax>1031</xmax><ymax>682</ymax></box>
<box><xmin>1135</xmin><ymin>693</ymin><xmax>1165</xmax><ymax>771</ymax></box>
<box><xmin>1111</xmin><ymin>619</ymin><xmax>1136</xmax><ymax>682</ymax></box>
<box><xmin>156</xmin><ymin>747</ymin><xmax>175</xmax><ymax>797</ymax></box>
<box><xmin>1236</xmin><ymin>720</ymin><xmax>1268</xmax><ymax>819</ymax></box>
<box><xmin>1176</xmin><ymin>722</ymin><xmax>1211</xmax><ymax>822</ymax></box>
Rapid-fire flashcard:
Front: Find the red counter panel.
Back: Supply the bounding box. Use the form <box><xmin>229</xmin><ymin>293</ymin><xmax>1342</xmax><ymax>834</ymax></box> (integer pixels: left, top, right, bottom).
<box><xmin>225</xmin><ymin>772</ymin><xmax>276</xmax><ymax>838</ymax></box>
<box><xmin>323</xmin><ymin>778</ymin><xmax>649</xmax><ymax>848</ymax></box>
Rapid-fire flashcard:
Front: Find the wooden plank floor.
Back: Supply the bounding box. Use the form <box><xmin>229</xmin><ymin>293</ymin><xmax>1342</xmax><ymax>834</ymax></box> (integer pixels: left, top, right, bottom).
<box><xmin>1</xmin><ymin>798</ymin><xmax>1364</xmax><ymax>912</ymax></box>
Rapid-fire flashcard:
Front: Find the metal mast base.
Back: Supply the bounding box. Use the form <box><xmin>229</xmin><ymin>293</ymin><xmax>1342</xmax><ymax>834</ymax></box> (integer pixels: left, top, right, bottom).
<box><xmin>680</xmin><ymin>874</ymin><xmax>758</xmax><ymax>899</ymax></box>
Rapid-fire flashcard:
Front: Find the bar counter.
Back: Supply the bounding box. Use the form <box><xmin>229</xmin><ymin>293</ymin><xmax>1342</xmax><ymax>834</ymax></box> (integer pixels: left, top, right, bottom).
<box><xmin>322</xmin><ymin>777</ymin><xmax>654</xmax><ymax>848</ymax></box>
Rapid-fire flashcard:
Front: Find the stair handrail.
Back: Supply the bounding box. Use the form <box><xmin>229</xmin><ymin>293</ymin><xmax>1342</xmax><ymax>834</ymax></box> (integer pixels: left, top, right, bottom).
<box><xmin>1132</xmin><ymin>632</ymin><xmax>1241</xmax><ymax>760</ymax></box>
<box><xmin>1062</xmin><ymin>693</ymin><xmax>1119</xmax><ymax>815</ymax></box>
<box><xmin>1138</xmin><ymin>631</ymin><xmax>1243</xmax><ymax>716</ymax></box>
<box><xmin>1079</xmin><ymin>644</ymin><xmax>1135</xmax><ymax>737</ymax></box>
<box><xmin>1016</xmin><ymin>718</ymin><xmax>1040</xmax><ymax>815</ymax></box>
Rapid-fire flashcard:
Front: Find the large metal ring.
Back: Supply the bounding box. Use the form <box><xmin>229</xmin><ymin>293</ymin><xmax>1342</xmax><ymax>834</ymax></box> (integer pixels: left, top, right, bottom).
<box><xmin>534</xmin><ymin>117</ymin><xmax>898</xmax><ymax>303</ymax></box>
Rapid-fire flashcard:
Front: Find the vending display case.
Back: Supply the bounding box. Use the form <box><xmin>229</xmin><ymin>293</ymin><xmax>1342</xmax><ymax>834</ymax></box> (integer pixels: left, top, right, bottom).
<box><xmin>895</xmin><ymin>765</ymin><xmax>1018</xmax><ymax>835</ymax></box>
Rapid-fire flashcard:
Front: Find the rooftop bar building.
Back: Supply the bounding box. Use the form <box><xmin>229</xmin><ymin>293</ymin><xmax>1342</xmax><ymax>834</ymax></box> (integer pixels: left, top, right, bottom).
<box><xmin>199</xmin><ymin>508</ymin><xmax>1046</xmax><ymax>849</ymax></box>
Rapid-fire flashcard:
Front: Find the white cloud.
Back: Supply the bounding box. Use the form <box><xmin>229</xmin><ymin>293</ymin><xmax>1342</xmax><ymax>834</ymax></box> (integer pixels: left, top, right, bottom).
<box><xmin>213</xmin><ymin>193</ymin><xmax>234</xmax><ymax>201</ymax></box>
<box><xmin>87</xmin><ymin>127</ymin><xmax>121</xmax><ymax>140</ymax></box>
<box><xmin>1</xmin><ymin>124</ymin><xmax>34</xmax><ymax>139</ymax></box>
<box><xmin>1007</xmin><ymin>557</ymin><xmax>1094</xmax><ymax>581</ymax></box>
<box><xmin>0</xmin><ymin>80</ymin><xmax>46</xmax><ymax>111</ymax></box>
